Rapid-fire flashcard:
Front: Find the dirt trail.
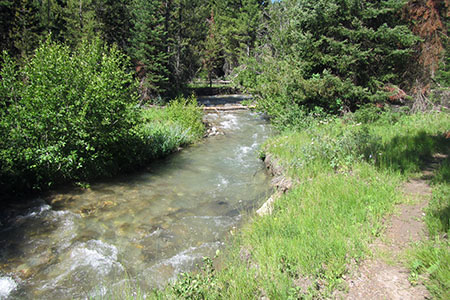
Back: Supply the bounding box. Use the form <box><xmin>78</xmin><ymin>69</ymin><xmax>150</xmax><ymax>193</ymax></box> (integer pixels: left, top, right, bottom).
<box><xmin>345</xmin><ymin>178</ymin><xmax>432</xmax><ymax>299</ymax></box>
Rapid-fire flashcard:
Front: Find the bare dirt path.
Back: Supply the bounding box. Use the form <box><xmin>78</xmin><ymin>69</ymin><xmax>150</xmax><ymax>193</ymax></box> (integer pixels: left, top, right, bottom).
<box><xmin>345</xmin><ymin>178</ymin><xmax>432</xmax><ymax>299</ymax></box>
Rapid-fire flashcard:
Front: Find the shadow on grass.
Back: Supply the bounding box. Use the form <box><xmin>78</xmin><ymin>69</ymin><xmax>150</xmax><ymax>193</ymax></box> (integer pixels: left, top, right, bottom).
<box><xmin>434</xmin><ymin>205</ymin><xmax>450</xmax><ymax>234</ymax></box>
<box><xmin>378</xmin><ymin>130</ymin><xmax>449</xmax><ymax>235</ymax></box>
<box><xmin>377</xmin><ymin>130</ymin><xmax>449</xmax><ymax>179</ymax></box>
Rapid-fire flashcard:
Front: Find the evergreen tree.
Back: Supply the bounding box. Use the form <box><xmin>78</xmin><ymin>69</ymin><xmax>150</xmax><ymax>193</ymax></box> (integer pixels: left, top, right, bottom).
<box><xmin>213</xmin><ymin>0</ymin><xmax>266</xmax><ymax>75</ymax></box>
<box><xmin>1</xmin><ymin>0</ymin><xmax>65</xmax><ymax>58</ymax></box>
<box><xmin>244</xmin><ymin>0</ymin><xmax>420</xmax><ymax>126</ymax></box>
<box><xmin>9</xmin><ymin>0</ymin><xmax>42</xmax><ymax>58</ymax></box>
<box><xmin>167</xmin><ymin>0</ymin><xmax>210</xmax><ymax>88</ymax></box>
<box><xmin>62</xmin><ymin>0</ymin><xmax>101</xmax><ymax>47</ymax></box>
<box><xmin>95</xmin><ymin>0</ymin><xmax>132</xmax><ymax>51</ymax></box>
<box><xmin>0</xmin><ymin>0</ymin><xmax>15</xmax><ymax>54</ymax></box>
<box><xmin>36</xmin><ymin>0</ymin><xmax>65</xmax><ymax>38</ymax></box>
<box><xmin>202</xmin><ymin>9</ymin><xmax>223</xmax><ymax>87</ymax></box>
<box><xmin>129</xmin><ymin>0</ymin><xmax>170</xmax><ymax>99</ymax></box>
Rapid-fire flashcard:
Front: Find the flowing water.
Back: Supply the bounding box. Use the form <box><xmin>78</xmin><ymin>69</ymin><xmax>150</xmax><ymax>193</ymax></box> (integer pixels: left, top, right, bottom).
<box><xmin>0</xmin><ymin>110</ymin><xmax>272</xmax><ymax>299</ymax></box>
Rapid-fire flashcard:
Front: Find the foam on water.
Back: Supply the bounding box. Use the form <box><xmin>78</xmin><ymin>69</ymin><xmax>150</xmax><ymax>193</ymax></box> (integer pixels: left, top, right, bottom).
<box><xmin>0</xmin><ymin>276</ymin><xmax>17</xmax><ymax>299</ymax></box>
<box><xmin>155</xmin><ymin>241</ymin><xmax>223</xmax><ymax>276</ymax></box>
<box><xmin>68</xmin><ymin>240</ymin><xmax>121</xmax><ymax>275</ymax></box>
<box><xmin>220</xmin><ymin>114</ymin><xmax>240</xmax><ymax>129</ymax></box>
<box><xmin>13</xmin><ymin>204</ymin><xmax>51</xmax><ymax>224</ymax></box>
<box><xmin>240</xmin><ymin>146</ymin><xmax>252</xmax><ymax>154</ymax></box>
<box><xmin>42</xmin><ymin>240</ymin><xmax>123</xmax><ymax>292</ymax></box>
<box><xmin>181</xmin><ymin>215</ymin><xmax>239</xmax><ymax>228</ymax></box>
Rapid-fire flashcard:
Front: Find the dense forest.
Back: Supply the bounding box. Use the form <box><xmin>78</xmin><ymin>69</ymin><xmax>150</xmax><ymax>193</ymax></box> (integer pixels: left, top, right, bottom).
<box><xmin>2</xmin><ymin>1</ymin><xmax>446</xmax><ymax>99</ymax></box>
<box><xmin>0</xmin><ymin>0</ymin><xmax>267</xmax><ymax>98</ymax></box>
<box><xmin>0</xmin><ymin>0</ymin><xmax>448</xmax><ymax>197</ymax></box>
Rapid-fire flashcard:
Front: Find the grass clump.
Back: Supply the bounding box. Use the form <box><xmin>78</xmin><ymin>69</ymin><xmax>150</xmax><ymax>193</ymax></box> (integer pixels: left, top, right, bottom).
<box><xmin>137</xmin><ymin>96</ymin><xmax>205</xmax><ymax>158</ymax></box>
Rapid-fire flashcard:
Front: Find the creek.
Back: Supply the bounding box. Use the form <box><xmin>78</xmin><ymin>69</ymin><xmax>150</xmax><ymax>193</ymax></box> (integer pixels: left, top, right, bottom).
<box><xmin>0</xmin><ymin>106</ymin><xmax>272</xmax><ymax>299</ymax></box>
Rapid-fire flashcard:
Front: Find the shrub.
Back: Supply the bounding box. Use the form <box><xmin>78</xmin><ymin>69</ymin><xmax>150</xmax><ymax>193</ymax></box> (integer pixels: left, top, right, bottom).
<box><xmin>0</xmin><ymin>38</ymin><xmax>139</xmax><ymax>197</ymax></box>
<box><xmin>165</xmin><ymin>95</ymin><xmax>205</xmax><ymax>140</ymax></box>
<box><xmin>0</xmin><ymin>39</ymin><xmax>205</xmax><ymax>199</ymax></box>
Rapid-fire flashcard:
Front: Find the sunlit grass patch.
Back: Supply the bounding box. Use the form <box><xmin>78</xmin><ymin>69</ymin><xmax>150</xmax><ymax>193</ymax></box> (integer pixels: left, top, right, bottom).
<box><xmin>264</xmin><ymin>110</ymin><xmax>449</xmax><ymax>179</ymax></box>
<box><xmin>238</xmin><ymin>166</ymin><xmax>400</xmax><ymax>297</ymax></box>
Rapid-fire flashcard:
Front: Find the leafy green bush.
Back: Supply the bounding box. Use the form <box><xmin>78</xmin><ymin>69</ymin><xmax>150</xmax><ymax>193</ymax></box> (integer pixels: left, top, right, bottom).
<box><xmin>0</xmin><ymin>38</ymin><xmax>205</xmax><ymax>199</ymax></box>
<box><xmin>0</xmin><ymin>38</ymin><xmax>140</xmax><ymax>196</ymax></box>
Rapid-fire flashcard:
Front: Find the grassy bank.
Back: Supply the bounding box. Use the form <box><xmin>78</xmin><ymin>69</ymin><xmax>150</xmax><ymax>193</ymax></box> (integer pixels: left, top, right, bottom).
<box><xmin>142</xmin><ymin>108</ymin><xmax>449</xmax><ymax>299</ymax></box>
<box><xmin>136</xmin><ymin>96</ymin><xmax>205</xmax><ymax>161</ymax></box>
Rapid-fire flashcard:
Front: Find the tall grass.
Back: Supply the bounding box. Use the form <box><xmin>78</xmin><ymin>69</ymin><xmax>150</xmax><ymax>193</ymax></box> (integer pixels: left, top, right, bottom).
<box><xmin>137</xmin><ymin>95</ymin><xmax>205</xmax><ymax>158</ymax></box>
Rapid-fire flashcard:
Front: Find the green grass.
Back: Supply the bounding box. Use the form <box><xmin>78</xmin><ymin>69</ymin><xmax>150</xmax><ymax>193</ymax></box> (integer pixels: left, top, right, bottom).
<box><xmin>264</xmin><ymin>110</ymin><xmax>449</xmax><ymax>179</ymax></box>
<box><xmin>135</xmin><ymin>95</ymin><xmax>205</xmax><ymax>159</ymax></box>
<box><xmin>408</xmin><ymin>175</ymin><xmax>450</xmax><ymax>299</ymax></box>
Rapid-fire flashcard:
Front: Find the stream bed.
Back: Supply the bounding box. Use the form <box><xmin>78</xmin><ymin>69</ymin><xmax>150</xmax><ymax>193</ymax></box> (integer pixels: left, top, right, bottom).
<box><xmin>0</xmin><ymin>110</ymin><xmax>272</xmax><ymax>299</ymax></box>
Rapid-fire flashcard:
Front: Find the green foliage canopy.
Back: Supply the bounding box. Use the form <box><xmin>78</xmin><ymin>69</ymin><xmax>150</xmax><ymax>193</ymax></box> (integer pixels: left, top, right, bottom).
<box><xmin>240</xmin><ymin>0</ymin><xmax>421</xmax><ymax>129</ymax></box>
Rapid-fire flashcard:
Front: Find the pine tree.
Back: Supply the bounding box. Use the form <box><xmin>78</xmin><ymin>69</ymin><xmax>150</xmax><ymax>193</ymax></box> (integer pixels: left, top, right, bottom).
<box><xmin>202</xmin><ymin>9</ymin><xmax>223</xmax><ymax>87</ymax></box>
<box><xmin>129</xmin><ymin>0</ymin><xmax>170</xmax><ymax>99</ymax></box>
<box><xmin>0</xmin><ymin>0</ymin><xmax>15</xmax><ymax>54</ymax></box>
<box><xmin>213</xmin><ymin>0</ymin><xmax>265</xmax><ymax>75</ymax></box>
<box><xmin>245</xmin><ymin>0</ymin><xmax>420</xmax><ymax>124</ymax></box>
<box><xmin>166</xmin><ymin>0</ymin><xmax>210</xmax><ymax>89</ymax></box>
<box><xmin>95</xmin><ymin>0</ymin><xmax>132</xmax><ymax>51</ymax></box>
<box><xmin>9</xmin><ymin>0</ymin><xmax>42</xmax><ymax>58</ymax></box>
<box><xmin>62</xmin><ymin>0</ymin><xmax>101</xmax><ymax>47</ymax></box>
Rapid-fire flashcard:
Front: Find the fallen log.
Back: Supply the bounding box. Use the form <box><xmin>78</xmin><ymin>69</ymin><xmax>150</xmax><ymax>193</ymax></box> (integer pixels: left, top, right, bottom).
<box><xmin>202</xmin><ymin>105</ymin><xmax>255</xmax><ymax>112</ymax></box>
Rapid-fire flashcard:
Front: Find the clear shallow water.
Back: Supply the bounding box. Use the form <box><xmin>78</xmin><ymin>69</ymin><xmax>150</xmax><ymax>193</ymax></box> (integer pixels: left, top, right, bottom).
<box><xmin>0</xmin><ymin>111</ymin><xmax>272</xmax><ymax>299</ymax></box>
